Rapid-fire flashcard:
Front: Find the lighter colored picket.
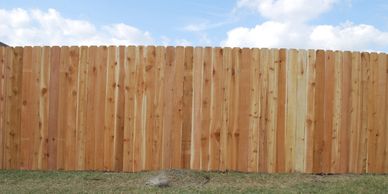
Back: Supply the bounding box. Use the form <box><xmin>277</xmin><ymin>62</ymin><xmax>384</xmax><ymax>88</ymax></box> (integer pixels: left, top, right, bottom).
<box><xmin>76</xmin><ymin>46</ymin><xmax>88</xmax><ymax>170</ymax></box>
<box><xmin>248</xmin><ymin>48</ymin><xmax>259</xmax><ymax>172</ymax></box>
<box><xmin>305</xmin><ymin>49</ymin><xmax>316</xmax><ymax>173</ymax></box>
<box><xmin>295</xmin><ymin>49</ymin><xmax>307</xmax><ymax>173</ymax></box>
<box><xmin>285</xmin><ymin>49</ymin><xmax>297</xmax><ymax>172</ymax></box>
<box><xmin>267</xmin><ymin>49</ymin><xmax>279</xmax><ymax>173</ymax></box>
<box><xmin>34</xmin><ymin>47</ymin><xmax>49</xmax><ymax>170</ymax></box>
<box><xmin>191</xmin><ymin>47</ymin><xmax>203</xmax><ymax>170</ymax></box>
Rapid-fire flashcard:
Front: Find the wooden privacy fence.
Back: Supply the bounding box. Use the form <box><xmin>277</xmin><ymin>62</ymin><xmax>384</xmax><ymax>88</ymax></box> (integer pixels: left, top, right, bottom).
<box><xmin>0</xmin><ymin>46</ymin><xmax>387</xmax><ymax>173</ymax></box>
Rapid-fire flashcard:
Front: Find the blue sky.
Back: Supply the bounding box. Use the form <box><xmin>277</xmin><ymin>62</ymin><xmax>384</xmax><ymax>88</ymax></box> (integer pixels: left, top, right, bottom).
<box><xmin>0</xmin><ymin>0</ymin><xmax>387</xmax><ymax>52</ymax></box>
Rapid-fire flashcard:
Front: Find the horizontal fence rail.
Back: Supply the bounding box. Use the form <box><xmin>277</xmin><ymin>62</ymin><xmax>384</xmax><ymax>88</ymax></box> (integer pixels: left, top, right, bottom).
<box><xmin>0</xmin><ymin>46</ymin><xmax>387</xmax><ymax>173</ymax></box>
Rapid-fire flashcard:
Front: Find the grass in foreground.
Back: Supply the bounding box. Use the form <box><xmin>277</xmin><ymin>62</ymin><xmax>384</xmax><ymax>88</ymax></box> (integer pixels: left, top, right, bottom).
<box><xmin>0</xmin><ymin>169</ymin><xmax>387</xmax><ymax>193</ymax></box>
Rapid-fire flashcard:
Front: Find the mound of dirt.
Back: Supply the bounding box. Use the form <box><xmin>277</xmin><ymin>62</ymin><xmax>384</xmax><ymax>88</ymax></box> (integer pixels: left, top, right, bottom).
<box><xmin>145</xmin><ymin>169</ymin><xmax>210</xmax><ymax>188</ymax></box>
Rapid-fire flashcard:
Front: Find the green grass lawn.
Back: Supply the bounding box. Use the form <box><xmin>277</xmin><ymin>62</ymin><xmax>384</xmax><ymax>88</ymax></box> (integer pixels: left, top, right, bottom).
<box><xmin>0</xmin><ymin>169</ymin><xmax>387</xmax><ymax>193</ymax></box>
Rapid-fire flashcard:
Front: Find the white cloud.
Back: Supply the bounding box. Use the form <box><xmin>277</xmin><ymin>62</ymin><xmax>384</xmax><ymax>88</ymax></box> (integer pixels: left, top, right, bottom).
<box><xmin>222</xmin><ymin>21</ymin><xmax>300</xmax><ymax>48</ymax></box>
<box><xmin>223</xmin><ymin>21</ymin><xmax>388</xmax><ymax>51</ymax></box>
<box><xmin>0</xmin><ymin>8</ymin><xmax>153</xmax><ymax>46</ymax></box>
<box><xmin>309</xmin><ymin>23</ymin><xmax>388</xmax><ymax>51</ymax></box>
<box><xmin>102</xmin><ymin>23</ymin><xmax>153</xmax><ymax>45</ymax></box>
<box><xmin>237</xmin><ymin>0</ymin><xmax>337</xmax><ymax>22</ymax></box>
<box><xmin>223</xmin><ymin>0</ymin><xmax>388</xmax><ymax>52</ymax></box>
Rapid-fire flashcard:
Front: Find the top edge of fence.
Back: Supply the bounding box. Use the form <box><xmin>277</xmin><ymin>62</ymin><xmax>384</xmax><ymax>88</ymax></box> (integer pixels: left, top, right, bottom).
<box><xmin>0</xmin><ymin>45</ymin><xmax>386</xmax><ymax>55</ymax></box>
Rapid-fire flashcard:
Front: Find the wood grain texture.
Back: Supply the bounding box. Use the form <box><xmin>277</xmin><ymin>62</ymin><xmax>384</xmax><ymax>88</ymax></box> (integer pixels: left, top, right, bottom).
<box><xmin>305</xmin><ymin>50</ymin><xmax>316</xmax><ymax>173</ymax></box>
<box><xmin>113</xmin><ymin>46</ymin><xmax>125</xmax><ymax>171</ymax></box>
<box><xmin>4</xmin><ymin>47</ymin><xmax>23</xmax><ymax>169</ymax></box>
<box><xmin>191</xmin><ymin>47</ymin><xmax>203</xmax><ymax>170</ymax></box>
<box><xmin>133</xmin><ymin>46</ymin><xmax>145</xmax><ymax>171</ymax></box>
<box><xmin>237</xmin><ymin>48</ymin><xmax>250</xmax><ymax>172</ymax></box>
<box><xmin>331</xmin><ymin>51</ymin><xmax>342</xmax><ymax>173</ymax></box>
<box><xmin>367</xmin><ymin>53</ymin><xmax>378</xmax><ymax>173</ymax></box>
<box><xmin>48</xmin><ymin>46</ymin><xmax>60</xmax><ymax>170</ymax></box>
<box><xmin>267</xmin><ymin>49</ymin><xmax>279</xmax><ymax>173</ymax></box>
<box><xmin>57</xmin><ymin>46</ymin><xmax>68</xmax><ymax>170</ymax></box>
<box><xmin>84</xmin><ymin>46</ymin><xmax>97</xmax><ymax>170</ymax></box>
<box><xmin>0</xmin><ymin>46</ymin><xmax>387</xmax><ymax>173</ymax></box>
<box><xmin>182</xmin><ymin>47</ymin><xmax>193</xmax><ymax>169</ymax></box>
<box><xmin>248</xmin><ymin>48</ymin><xmax>259</xmax><ymax>172</ymax></box>
<box><xmin>209</xmin><ymin>47</ymin><xmax>223</xmax><ymax>171</ymax></box>
<box><xmin>276</xmin><ymin>49</ymin><xmax>287</xmax><ymax>173</ymax></box>
<box><xmin>374</xmin><ymin>53</ymin><xmax>386</xmax><ymax>173</ymax></box>
<box><xmin>323</xmin><ymin>50</ymin><xmax>335</xmax><ymax>173</ymax></box>
<box><xmin>20</xmin><ymin>46</ymin><xmax>35</xmax><ymax>170</ymax></box>
<box><xmin>76</xmin><ymin>46</ymin><xmax>88</xmax><ymax>170</ymax></box>
<box><xmin>200</xmin><ymin>47</ymin><xmax>212</xmax><ymax>170</ymax></box>
<box><xmin>295</xmin><ymin>50</ymin><xmax>307</xmax><ymax>173</ymax></box>
<box><xmin>312</xmin><ymin>50</ymin><xmax>326</xmax><ymax>173</ymax></box>
<box><xmin>228</xmin><ymin>48</ymin><xmax>240</xmax><ymax>171</ymax></box>
<box><xmin>258</xmin><ymin>48</ymin><xmax>268</xmax><ymax>172</ymax></box>
<box><xmin>123</xmin><ymin>46</ymin><xmax>136</xmax><ymax>172</ymax></box>
<box><xmin>0</xmin><ymin>47</ymin><xmax>5</xmax><ymax>169</ymax></box>
<box><xmin>359</xmin><ymin>52</ymin><xmax>370</xmax><ymax>173</ymax></box>
<box><xmin>220</xmin><ymin>47</ymin><xmax>231</xmax><ymax>171</ymax></box>
<box><xmin>171</xmin><ymin>46</ymin><xmax>184</xmax><ymax>169</ymax></box>
<box><xmin>35</xmin><ymin>46</ymin><xmax>49</xmax><ymax>170</ymax></box>
<box><xmin>152</xmin><ymin>46</ymin><xmax>165</xmax><ymax>170</ymax></box>
<box><xmin>161</xmin><ymin>46</ymin><xmax>174</xmax><ymax>170</ymax></box>
<box><xmin>339</xmin><ymin>51</ymin><xmax>351</xmax><ymax>173</ymax></box>
<box><xmin>349</xmin><ymin>52</ymin><xmax>362</xmax><ymax>173</ymax></box>
<box><xmin>384</xmin><ymin>54</ymin><xmax>388</xmax><ymax>173</ymax></box>
<box><xmin>285</xmin><ymin>49</ymin><xmax>297</xmax><ymax>172</ymax></box>
<box><xmin>64</xmin><ymin>46</ymin><xmax>79</xmax><ymax>170</ymax></box>
<box><xmin>103</xmin><ymin>46</ymin><xmax>116</xmax><ymax>171</ymax></box>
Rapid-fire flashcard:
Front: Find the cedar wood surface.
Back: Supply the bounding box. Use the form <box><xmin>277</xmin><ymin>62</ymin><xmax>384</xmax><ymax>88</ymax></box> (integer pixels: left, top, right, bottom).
<box><xmin>0</xmin><ymin>46</ymin><xmax>387</xmax><ymax>173</ymax></box>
